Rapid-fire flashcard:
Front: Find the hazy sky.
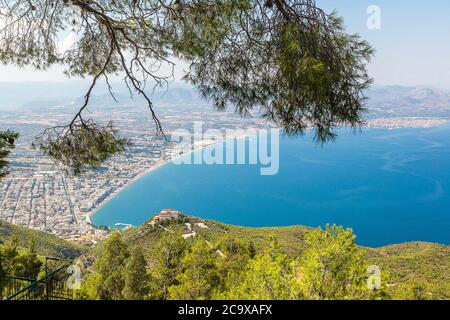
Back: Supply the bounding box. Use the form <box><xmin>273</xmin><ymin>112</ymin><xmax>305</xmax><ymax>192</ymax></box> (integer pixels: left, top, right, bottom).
<box><xmin>317</xmin><ymin>0</ymin><xmax>450</xmax><ymax>89</ymax></box>
<box><xmin>1</xmin><ymin>0</ymin><xmax>450</xmax><ymax>88</ymax></box>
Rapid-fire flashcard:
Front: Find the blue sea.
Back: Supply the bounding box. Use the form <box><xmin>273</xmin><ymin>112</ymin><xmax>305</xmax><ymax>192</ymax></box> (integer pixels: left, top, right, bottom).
<box><xmin>92</xmin><ymin>124</ymin><xmax>450</xmax><ymax>247</ymax></box>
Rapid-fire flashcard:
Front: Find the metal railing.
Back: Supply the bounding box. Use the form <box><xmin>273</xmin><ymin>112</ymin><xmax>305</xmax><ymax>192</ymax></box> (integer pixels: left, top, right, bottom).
<box><xmin>4</xmin><ymin>257</ymin><xmax>74</xmax><ymax>300</ymax></box>
<box><xmin>2</xmin><ymin>276</ymin><xmax>35</xmax><ymax>299</ymax></box>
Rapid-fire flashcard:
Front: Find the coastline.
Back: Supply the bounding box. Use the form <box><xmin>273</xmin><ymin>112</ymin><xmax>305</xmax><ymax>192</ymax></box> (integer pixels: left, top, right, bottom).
<box><xmin>365</xmin><ymin>117</ymin><xmax>449</xmax><ymax>129</ymax></box>
<box><xmin>87</xmin><ymin>158</ymin><xmax>169</xmax><ymax>226</ymax></box>
<box><xmin>86</xmin><ymin>119</ymin><xmax>450</xmax><ymax>229</ymax></box>
<box><xmin>87</xmin><ymin>132</ymin><xmax>253</xmax><ymax>227</ymax></box>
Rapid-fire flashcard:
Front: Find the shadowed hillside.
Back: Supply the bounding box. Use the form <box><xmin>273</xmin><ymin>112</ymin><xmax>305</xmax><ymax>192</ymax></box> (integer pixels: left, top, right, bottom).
<box><xmin>0</xmin><ymin>220</ymin><xmax>84</xmax><ymax>259</ymax></box>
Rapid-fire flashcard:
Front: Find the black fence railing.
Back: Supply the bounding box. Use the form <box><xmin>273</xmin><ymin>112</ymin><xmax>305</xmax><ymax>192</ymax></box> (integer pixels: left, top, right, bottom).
<box><xmin>3</xmin><ymin>257</ymin><xmax>75</xmax><ymax>300</ymax></box>
<box><xmin>2</xmin><ymin>276</ymin><xmax>35</xmax><ymax>299</ymax></box>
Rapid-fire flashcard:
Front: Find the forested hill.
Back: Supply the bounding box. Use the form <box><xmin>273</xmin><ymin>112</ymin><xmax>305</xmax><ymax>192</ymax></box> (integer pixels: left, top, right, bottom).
<box><xmin>0</xmin><ymin>220</ymin><xmax>84</xmax><ymax>259</ymax></box>
<box><xmin>1</xmin><ymin>211</ymin><xmax>448</xmax><ymax>300</ymax></box>
<box><xmin>77</xmin><ymin>211</ymin><xmax>449</xmax><ymax>300</ymax></box>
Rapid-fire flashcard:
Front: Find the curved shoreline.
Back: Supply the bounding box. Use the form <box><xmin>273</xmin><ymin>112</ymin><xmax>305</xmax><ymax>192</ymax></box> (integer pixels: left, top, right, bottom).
<box><xmin>88</xmin><ymin>158</ymin><xmax>169</xmax><ymax>226</ymax></box>
<box><xmin>87</xmin><ymin>121</ymin><xmax>450</xmax><ymax>229</ymax></box>
<box><xmin>88</xmin><ymin>133</ymin><xmax>252</xmax><ymax>227</ymax></box>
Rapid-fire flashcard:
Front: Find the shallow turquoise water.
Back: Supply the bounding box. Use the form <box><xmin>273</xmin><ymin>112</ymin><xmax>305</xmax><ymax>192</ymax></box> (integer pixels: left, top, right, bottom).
<box><xmin>93</xmin><ymin>125</ymin><xmax>450</xmax><ymax>247</ymax></box>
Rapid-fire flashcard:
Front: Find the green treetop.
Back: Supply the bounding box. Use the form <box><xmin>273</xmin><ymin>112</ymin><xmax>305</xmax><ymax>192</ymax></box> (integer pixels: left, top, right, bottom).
<box><xmin>0</xmin><ymin>130</ymin><xmax>18</xmax><ymax>178</ymax></box>
<box><xmin>122</xmin><ymin>247</ymin><xmax>149</xmax><ymax>300</ymax></box>
<box><xmin>217</xmin><ymin>238</ymin><xmax>296</xmax><ymax>300</ymax></box>
<box><xmin>149</xmin><ymin>228</ymin><xmax>187</xmax><ymax>299</ymax></box>
<box><xmin>93</xmin><ymin>232</ymin><xmax>130</xmax><ymax>300</ymax></box>
<box><xmin>168</xmin><ymin>239</ymin><xmax>219</xmax><ymax>300</ymax></box>
<box><xmin>295</xmin><ymin>225</ymin><xmax>370</xmax><ymax>300</ymax></box>
<box><xmin>14</xmin><ymin>240</ymin><xmax>43</xmax><ymax>280</ymax></box>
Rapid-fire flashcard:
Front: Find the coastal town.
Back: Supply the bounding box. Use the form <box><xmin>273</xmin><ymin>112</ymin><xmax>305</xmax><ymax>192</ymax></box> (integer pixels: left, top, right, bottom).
<box><xmin>366</xmin><ymin>117</ymin><xmax>448</xmax><ymax>129</ymax></box>
<box><xmin>0</xmin><ymin>94</ymin><xmax>271</xmax><ymax>245</ymax></box>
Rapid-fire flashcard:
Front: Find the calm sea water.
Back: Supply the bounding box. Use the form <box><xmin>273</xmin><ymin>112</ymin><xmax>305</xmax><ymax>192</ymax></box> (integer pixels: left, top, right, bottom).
<box><xmin>92</xmin><ymin>125</ymin><xmax>450</xmax><ymax>247</ymax></box>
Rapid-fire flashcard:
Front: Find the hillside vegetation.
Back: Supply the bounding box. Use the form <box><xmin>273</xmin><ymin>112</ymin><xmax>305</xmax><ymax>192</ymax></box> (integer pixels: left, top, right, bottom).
<box><xmin>366</xmin><ymin>242</ymin><xmax>450</xmax><ymax>299</ymax></box>
<box><xmin>78</xmin><ymin>212</ymin><xmax>449</xmax><ymax>300</ymax></box>
<box><xmin>0</xmin><ymin>221</ymin><xmax>84</xmax><ymax>259</ymax></box>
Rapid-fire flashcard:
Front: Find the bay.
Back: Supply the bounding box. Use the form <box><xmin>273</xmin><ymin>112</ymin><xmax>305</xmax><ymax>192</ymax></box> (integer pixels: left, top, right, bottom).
<box><xmin>92</xmin><ymin>125</ymin><xmax>450</xmax><ymax>247</ymax></box>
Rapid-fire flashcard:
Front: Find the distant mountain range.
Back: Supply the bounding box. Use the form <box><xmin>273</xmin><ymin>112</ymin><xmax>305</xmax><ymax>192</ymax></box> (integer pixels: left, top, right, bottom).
<box><xmin>366</xmin><ymin>85</ymin><xmax>450</xmax><ymax>118</ymax></box>
<box><xmin>1</xmin><ymin>82</ymin><xmax>450</xmax><ymax>119</ymax></box>
<box><xmin>0</xmin><ymin>81</ymin><xmax>202</xmax><ymax>109</ymax></box>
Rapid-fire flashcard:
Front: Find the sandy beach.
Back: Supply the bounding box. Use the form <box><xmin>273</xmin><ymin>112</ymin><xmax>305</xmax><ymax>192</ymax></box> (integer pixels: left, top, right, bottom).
<box><xmin>87</xmin><ymin>132</ymin><xmax>254</xmax><ymax>226</ymax></box>
<box><xmin>87</xmin><ymin>158</ymin><xmax>168</xmax><ymax>225</ymax></box>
